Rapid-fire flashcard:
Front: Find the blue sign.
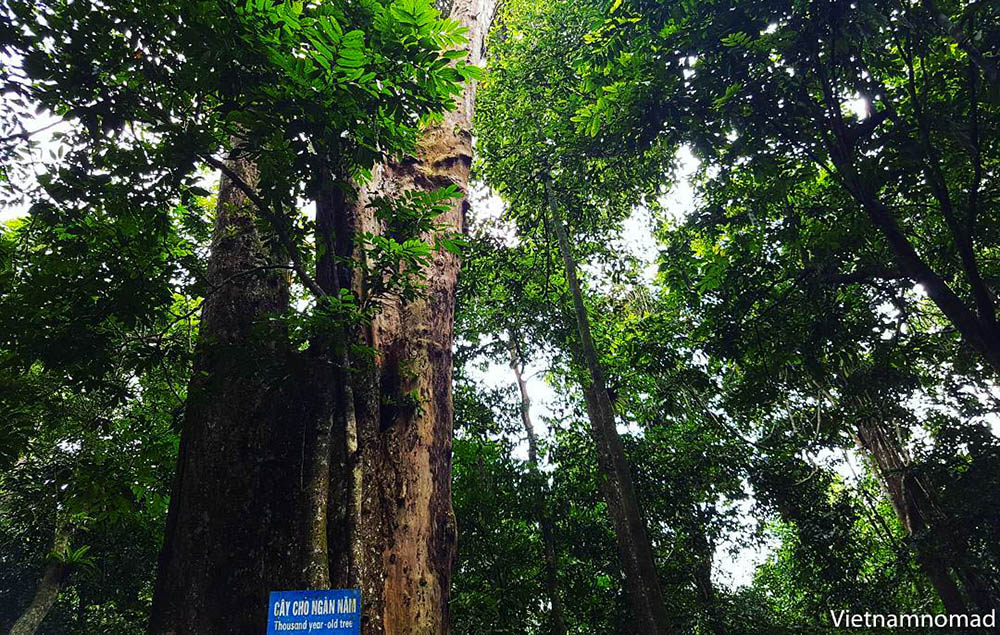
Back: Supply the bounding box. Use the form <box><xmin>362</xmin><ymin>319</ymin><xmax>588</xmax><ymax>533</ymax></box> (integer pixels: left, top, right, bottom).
<box><xmin>267</xmin><ymin>589</ymin><xmax>361</xmax><ymax>634</ymax></box>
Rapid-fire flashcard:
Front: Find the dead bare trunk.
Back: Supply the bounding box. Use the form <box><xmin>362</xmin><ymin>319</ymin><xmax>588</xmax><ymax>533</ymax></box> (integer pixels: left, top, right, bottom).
<box><xmin>335</xmin><ymin>1</ymin><xmax>495</xmax><ymax>632</ymax></box>
<box><xmin>9</xmin><ymin>523</ymin><xmax>71</xmax><ymax>635</ymax></box>
<box><xmin>546</xmin><ymin>183</ymin><xmax>671</xmax><ymax>634</ymax></box>
<box><xmin>150</xmin><ymin>158</ymin><xmax>332</xmax><ymax>634</ymax></box>
<box><xmin>507</xmin><ymin>333</ymin><xmax>567</xmax><ymax>635</ymax></box>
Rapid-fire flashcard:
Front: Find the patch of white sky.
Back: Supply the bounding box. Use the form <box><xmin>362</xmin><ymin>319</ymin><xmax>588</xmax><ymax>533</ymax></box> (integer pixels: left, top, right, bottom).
<box><xmin>0</xmin><ymin>110</ymin><xmax>71</xmax><ymax>222</ymax></box>
<box><xmin>462</xmin><ymin>146</ymin><xmax>702</xmax><ymax>444</ymax></box>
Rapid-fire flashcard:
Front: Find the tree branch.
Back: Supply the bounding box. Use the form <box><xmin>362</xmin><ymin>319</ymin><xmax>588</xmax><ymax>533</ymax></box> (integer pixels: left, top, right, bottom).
<box><xmin>200</xmin><ymin>153</ymin><xmax>328</xmax><ymax>299</ymax></box>
<box><xmin>901</xmin><ymin>38</ymin><xmax>996</xmax><ymax>328</ymax></box>
<box><xmin>813</xmin><ymin>265</ymin><xmax>906</xmax><ymax>285</ymax></box>
<box><xmin>920</xmin><ymin>0</ymin><xmax>1000</xmax><ymax>87</ymax></box>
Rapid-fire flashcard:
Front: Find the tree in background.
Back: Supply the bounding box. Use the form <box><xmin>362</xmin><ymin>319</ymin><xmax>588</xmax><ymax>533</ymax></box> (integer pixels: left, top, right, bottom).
<box><xmin>474</xmin><ymin>0</ymin><xmax>676</xmax><ymax>629</ymax></box>
<box><xmin>0</xmin><ymin>208</ymin><xmax>201</xmax><ymax>633</ymax></box>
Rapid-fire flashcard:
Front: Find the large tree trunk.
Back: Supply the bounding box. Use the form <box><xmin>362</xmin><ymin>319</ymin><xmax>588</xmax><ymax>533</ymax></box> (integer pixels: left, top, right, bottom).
<box><xmin>151</xmin><ymin>2</ymin><xmax>496</xmax><ymax>628</ymax></box>
<box><xmin>9</xmin><ymin>523</ymin><xmax>71</xmax><ymax>635</ymax></box>
<box><xmin>336</xmin><ymin>1</ymin><xmax>495</xmax><ymax>632</ymax></box>
<box><xmin>507</xmin><ymin>333</ymin><xmax>567</xmax><ymax>635</ymax></box>
<box><xmin>546</xmin><ymin>186</ymin><xmax>671</xmax><ymax>634</ymax></box>
<box><xmin>319</xmin><ymin>168</ymin><xmax>365</xmax><ymax>592</ymax></box>
<box><xmin>150</xmin><ymin>158</ymin><xmax>333</xmax><ymax>634</ymax></box>
<box><xmin>855</xmin><ymin>419</ymin><xmax>997</xmax><ymax>614</ymax></box>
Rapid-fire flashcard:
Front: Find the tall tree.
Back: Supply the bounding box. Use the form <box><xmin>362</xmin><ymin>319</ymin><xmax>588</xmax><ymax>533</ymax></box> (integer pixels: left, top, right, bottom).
<box><xmin>336</xmin><ymin>1</ymin><xmax>496</xmax><ymax>631</ymax></box>
<box><xmin>651</xmin><ymin>152</ymin><xmax>1000</xmax><ymax>613</ymax></box>
<box><xmin>579</xmin><ymin>0</ymin><xmax>1000</xmax><ymax>372</ymax></box>
<box><xmin>149</xmin><ymin>157</ymin><xmax>313</xmax><ymax>631</ymax></box>
<box><xmin>546</xmin><ymin>183</ymin><xmax>670</xmax><ymax>633</ymax></box>
<box><xmin>508</xmin><ymin>332</ymin><xmax>567</xmax><ymax>635</ymax></box>
<box><xmin>2</xmin><ymin>0</ymin><xmax>477</xmax><ymax>631</ymax></box>
<box><xmin>473</xmin><ymin>0</ymin><xmax>675</xmax><ymax>628</ymax></box>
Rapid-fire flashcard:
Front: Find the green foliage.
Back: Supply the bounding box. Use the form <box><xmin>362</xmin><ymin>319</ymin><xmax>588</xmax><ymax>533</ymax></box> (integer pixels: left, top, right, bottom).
<box><xmin>454</xmin><ymin>0</ymin><xmax>1000</xmax><ymax>630</ymax></box>
<box><xmin>0</xmin><ymin>359</ymin><xmax>181</xmax><ymax>632</ymax></box>
<box><xmin>2</xmin><ymin>0</ymin><xmax>477</xmax><ymax>344</ymax></box>
<box><xmin>474</xmin><ymin>0</ymin><xmax>673</xmax><ymax>241</ymax></box>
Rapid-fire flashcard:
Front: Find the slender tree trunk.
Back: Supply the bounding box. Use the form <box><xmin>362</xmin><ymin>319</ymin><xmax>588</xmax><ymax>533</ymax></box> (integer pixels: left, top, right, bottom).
<box><xmin>319</xmin><ymin>168</ymin><xmax>365</xmax><ymax>591</ymax></box>
<box><xmin>855</xmin><ymin>419</ymin><xmax>981</xmax><ymax>614</ymax></box>
<box><xmin>150</xmin><ymin>158</ymin><xmax>333</xmax><ymax>634</ymax></box>
<box><xmin>507</xmin><ymin>333</ymin><xmax>566</xmax><ymax>635</ymax></box>
<box><xmin>546</xmin><ymin>182</ymin><xmax>671</xmax><ymax>634</ymax></box>
<box><xmin>688</xmin><ymin>508</ymin><xmax>725</xmax><ymax>635</ymax></box>
<box><xmin>9</xmin><ymin>523</ymin><xmax>71</xmax><ymax>635</ymax></box>
<box><xmin>336</xmin><ymin>1</ymin><xmax>495</xmax><ymax>632</ymax></box>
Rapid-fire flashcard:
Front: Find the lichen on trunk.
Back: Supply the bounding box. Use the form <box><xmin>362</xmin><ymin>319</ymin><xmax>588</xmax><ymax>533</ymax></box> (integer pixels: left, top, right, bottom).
<box><xmin>331</xmin><ymin>1</ymin><xmax>495</xmax><ymax>632</ymax></box>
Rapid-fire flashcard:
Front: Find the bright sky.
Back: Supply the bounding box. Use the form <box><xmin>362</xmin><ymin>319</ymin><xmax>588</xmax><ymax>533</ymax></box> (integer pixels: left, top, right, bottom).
<box><xmin>1</xmin><ymin>107</ymin><xmax>69</xmax><ymax>222</ymax></box>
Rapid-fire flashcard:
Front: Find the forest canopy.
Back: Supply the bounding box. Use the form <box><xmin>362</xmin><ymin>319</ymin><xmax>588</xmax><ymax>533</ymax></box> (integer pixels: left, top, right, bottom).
<box><xmin>1</xmin><ymin>0</ymin><xmax>998</xmax><ymax>633</ymax></box>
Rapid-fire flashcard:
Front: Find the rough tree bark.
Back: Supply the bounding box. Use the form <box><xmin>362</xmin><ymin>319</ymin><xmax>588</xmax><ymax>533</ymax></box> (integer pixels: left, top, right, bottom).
<box><xmin>150</xmin><ymin>158</ymin><xmax>333</xmax><ymax>634</ymax></box>
<box><xmin>152</xmin><ymin>2</ymin><xmax>496</xmax><ymax>629</ymax></box>
<box><xmin>546</xmin><ymin>182</ymin><xmax>671</xmax><ymax>634</ymax></box>
<box><xmin>9</xmin><ymin>522</ymin><xmax>71</xmax><ymax>635</ymax></box>
<box><xmin>319</xmin><ymin>168</ymin><xmax>365</xmax><ymax>592</ymax></box>
<box><xmin>335</xmin><ymin>1</ymin><xmax>495</xmax><ymax>632</ymax></box>
<box><xmin>855</xmin><ymin>419</ymin><xmax>998</xmax><ymax>614</ymax></box>
<box><xmin>507</xmin><ymin>332</ymin><xmax>566</xmax><ymax>635</ymax></box>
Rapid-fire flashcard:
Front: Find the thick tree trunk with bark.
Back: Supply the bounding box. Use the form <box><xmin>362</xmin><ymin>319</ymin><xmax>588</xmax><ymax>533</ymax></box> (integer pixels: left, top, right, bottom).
<box><xmin>855</xmin><ymin>419</ymin><xmax>998</xmax><ymax>614</ymax></box>
<box><xmin>546</xmin><ymin>186</ymin><xmax>671</xmax><ymax>634</ymax></box>
<box><xmin>334</xmin><ymin>1</ymin><xmax>495</xmax><ymax>632</ymax></box>
<box><xmin>152</xmin><ymin>3</ymin><xmax>495</xmax><ymax>631</ymax></box>
<box><xmin>319</xmin><ymin>169</ymin><xmax>365</xmax><ymax>592</ymax></box>
<box><xmin>150</xmin><ymin>158</ymin><xmax>333</xmax><ymax>634</ymax></box>
<box><xmin>507</xmin><ymin>334</ymin><xmax>566</xmax><ymax>635</ymax></box>
<box><xmin>9</xmin><ymin>523</ymin><xmax>71</xmax><ymax>635</ymax></box>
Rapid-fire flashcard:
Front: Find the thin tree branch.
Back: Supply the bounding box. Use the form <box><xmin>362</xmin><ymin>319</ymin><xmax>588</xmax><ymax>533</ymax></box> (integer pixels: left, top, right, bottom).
<box><xmin>920</xmin><ymin>0</ymin><xmax>1000</xmax><ymax>87</ymax></box>
<box><xmin>200</xmin><ymin>153</ymin><xmax>328</xmax><ymax>299</ymax></box>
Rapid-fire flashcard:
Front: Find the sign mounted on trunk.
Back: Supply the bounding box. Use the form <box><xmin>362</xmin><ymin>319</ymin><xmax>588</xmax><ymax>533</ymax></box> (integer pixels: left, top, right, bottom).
<box><xmin>267</xmin><ymin>589</ymin><xmax>361</xmax><ymax>634</ymax></box>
